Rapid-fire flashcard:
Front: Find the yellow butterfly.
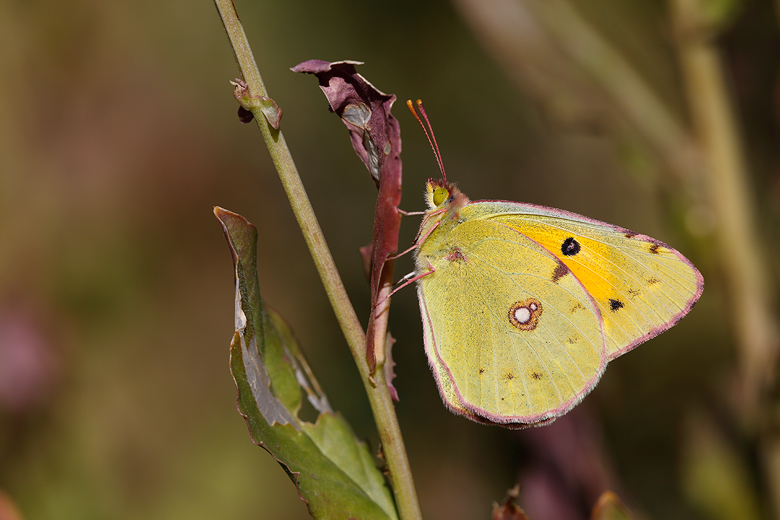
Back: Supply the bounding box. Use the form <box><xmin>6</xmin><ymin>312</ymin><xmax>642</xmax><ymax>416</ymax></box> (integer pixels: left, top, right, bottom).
<box><xmin>406</xmin><ymin>101</ymin><xmax>703</xmax><ymax>428</ymax></box>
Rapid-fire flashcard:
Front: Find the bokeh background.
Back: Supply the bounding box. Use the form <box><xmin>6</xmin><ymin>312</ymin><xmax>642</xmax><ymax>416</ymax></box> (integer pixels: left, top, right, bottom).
<box><xmin>1</xmin><ymin>0</ymin><xmax>779</xmax><ymax>519</ymax></box>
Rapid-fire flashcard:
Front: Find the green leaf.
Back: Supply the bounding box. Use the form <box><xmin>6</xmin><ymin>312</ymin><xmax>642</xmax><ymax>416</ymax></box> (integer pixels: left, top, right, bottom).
<box><xmin>215</xmin><ymin>207</ymin><xmax>398</xmax><ymax>520</ymax></box>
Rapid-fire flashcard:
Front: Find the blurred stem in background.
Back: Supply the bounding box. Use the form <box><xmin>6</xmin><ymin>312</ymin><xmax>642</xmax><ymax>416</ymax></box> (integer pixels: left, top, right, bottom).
<box><xmin>452</xmin><ymin>0</ymin><xmax>780</xmax><ymax>516</ymax></box>
<box><xmin>669</xmin><ymin>0</ymin><xmax>779</xmax><ymax>414</ymax></box>
<box><xmin>450</xmin><ymin>0</ymin><xmax>704</xmax><ymax>189</ymax></box>
<box><xmin>669</xmin><ymin>0</ymin><xmax>780</xmax><ymax>517</ymax></box>
<box><xmin>213</xmin><ymin>2</ymin><xmax>421</xmax><ymax>519</ymax></box>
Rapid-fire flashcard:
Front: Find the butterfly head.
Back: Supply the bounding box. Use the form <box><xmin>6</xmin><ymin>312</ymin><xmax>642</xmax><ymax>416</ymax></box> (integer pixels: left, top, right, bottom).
<box><xmin>425</xmin><ymin>179</ymin><xmax>469</xmax><ymax>214</ymax></box>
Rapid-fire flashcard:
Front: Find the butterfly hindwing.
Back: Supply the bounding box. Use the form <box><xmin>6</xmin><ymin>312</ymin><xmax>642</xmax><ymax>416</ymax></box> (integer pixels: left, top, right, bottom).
<box><xmin>417</xmin><ymin>218</ymin><xmax>607</xmax><ymax>425</ymax></box>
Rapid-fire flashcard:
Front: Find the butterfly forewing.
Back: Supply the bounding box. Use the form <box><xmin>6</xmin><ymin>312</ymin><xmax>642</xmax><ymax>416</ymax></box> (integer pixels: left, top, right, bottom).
<box><xmin>417</xmin><ymin>219</ymin><xmax>607</xmax><ymax>425</ymax></box>
<box><xmin>486</xmin><ymin>209</ymin><xmax>703</xmax><ymax>359</ymax></box>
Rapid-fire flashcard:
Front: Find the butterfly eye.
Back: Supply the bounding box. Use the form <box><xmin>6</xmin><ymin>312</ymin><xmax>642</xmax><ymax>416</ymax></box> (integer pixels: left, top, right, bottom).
<box><xmin>433</xmin><ymin>187</ymin><xmax>449</xmax><ymax>207</ymax></box>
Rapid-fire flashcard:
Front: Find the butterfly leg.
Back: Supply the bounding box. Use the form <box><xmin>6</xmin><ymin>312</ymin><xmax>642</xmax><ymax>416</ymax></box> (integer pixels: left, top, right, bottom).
<box><xmin>388</xmin><ymin>218</ymin><xmax>442</xmax><ymax>261</ymax></box>
<box><xmin>373</xmin><ymin>259</ymin><xmax>436</xmax><ymax>316</ymax></box>
<box><xmin>396</xmin><ymin>207</ymin><xmax>426</xmax><ymax>217</ymax></box>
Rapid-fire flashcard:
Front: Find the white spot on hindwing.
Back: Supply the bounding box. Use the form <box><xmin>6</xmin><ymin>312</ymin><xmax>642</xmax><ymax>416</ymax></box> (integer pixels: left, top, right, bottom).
<box><xmin>508</xmin><ymin>298</ymin><xmax>542</xmax><ymax>331</ymax></box>
<box><xmin>514</xmin><ymin>307</ymin><xmax>531</xmax><ymax>323</ymax></box>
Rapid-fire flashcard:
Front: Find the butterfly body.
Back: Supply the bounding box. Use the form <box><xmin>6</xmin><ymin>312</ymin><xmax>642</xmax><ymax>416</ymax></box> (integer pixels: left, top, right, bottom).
<box><xmin>414</xmin><ymin>180</ymin><xmax>703</xmax><ymax>428</ymax></box>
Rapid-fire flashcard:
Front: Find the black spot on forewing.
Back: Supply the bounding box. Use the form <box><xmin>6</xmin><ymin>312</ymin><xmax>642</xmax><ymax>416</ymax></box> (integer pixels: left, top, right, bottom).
<box><xmin>561</xmin><ymin>237</ymin><xmax>581</xmax><ymax>256</ymax></box>
<box><xmin>649</xmin><ymin>243</ymin><xmax>660</xmax><ymax>254</ymax></box>
<box><xmin>530</xmin><ymin>372</ymin><xmax>543</xmax><ymax>381</ymax></box>
<box><xmin>551</xmin><ymin>263</ymin><xmax>569</xmax><ymax>283</ymax></box>
<box><xmin>609</xmin><ymin>298</ymin><xmax>624</xmax><ymax>312</ymax></box>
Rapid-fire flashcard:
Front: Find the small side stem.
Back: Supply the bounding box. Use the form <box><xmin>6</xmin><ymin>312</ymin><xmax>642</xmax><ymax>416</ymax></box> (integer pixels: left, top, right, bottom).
<box><xmin>213</xmin><ymin>2</ymin><xmax>421</xmax><ymax>519</ymax></box>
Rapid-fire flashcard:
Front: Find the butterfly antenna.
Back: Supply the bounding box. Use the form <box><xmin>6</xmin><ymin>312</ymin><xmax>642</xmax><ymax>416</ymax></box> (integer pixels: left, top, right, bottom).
<box><xmin>407</xmin><ymin>99</ymin><xmax>447</xmax><ymax>183</ymax></box>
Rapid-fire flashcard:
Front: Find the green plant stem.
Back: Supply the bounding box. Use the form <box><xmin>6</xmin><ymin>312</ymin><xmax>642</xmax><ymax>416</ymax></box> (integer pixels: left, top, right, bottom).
<box><xmin>213</xmin><ymin>2</ymin><xmax>421</xmax><ymax>519</ymax></box>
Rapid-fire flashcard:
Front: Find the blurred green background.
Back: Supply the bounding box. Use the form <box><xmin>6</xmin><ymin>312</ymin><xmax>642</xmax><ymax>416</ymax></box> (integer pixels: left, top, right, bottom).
<box><xmin>1</xmin><ymin>0</ymin><xmax>778</xmax><ymax>519</ymax></box>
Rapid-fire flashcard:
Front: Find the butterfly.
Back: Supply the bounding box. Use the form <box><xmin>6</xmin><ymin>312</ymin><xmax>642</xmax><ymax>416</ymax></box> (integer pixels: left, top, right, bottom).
<box><xmin>408</xmin><ymin>103</ymin><xmax>703</xmax><ymax>428</ymax></box>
